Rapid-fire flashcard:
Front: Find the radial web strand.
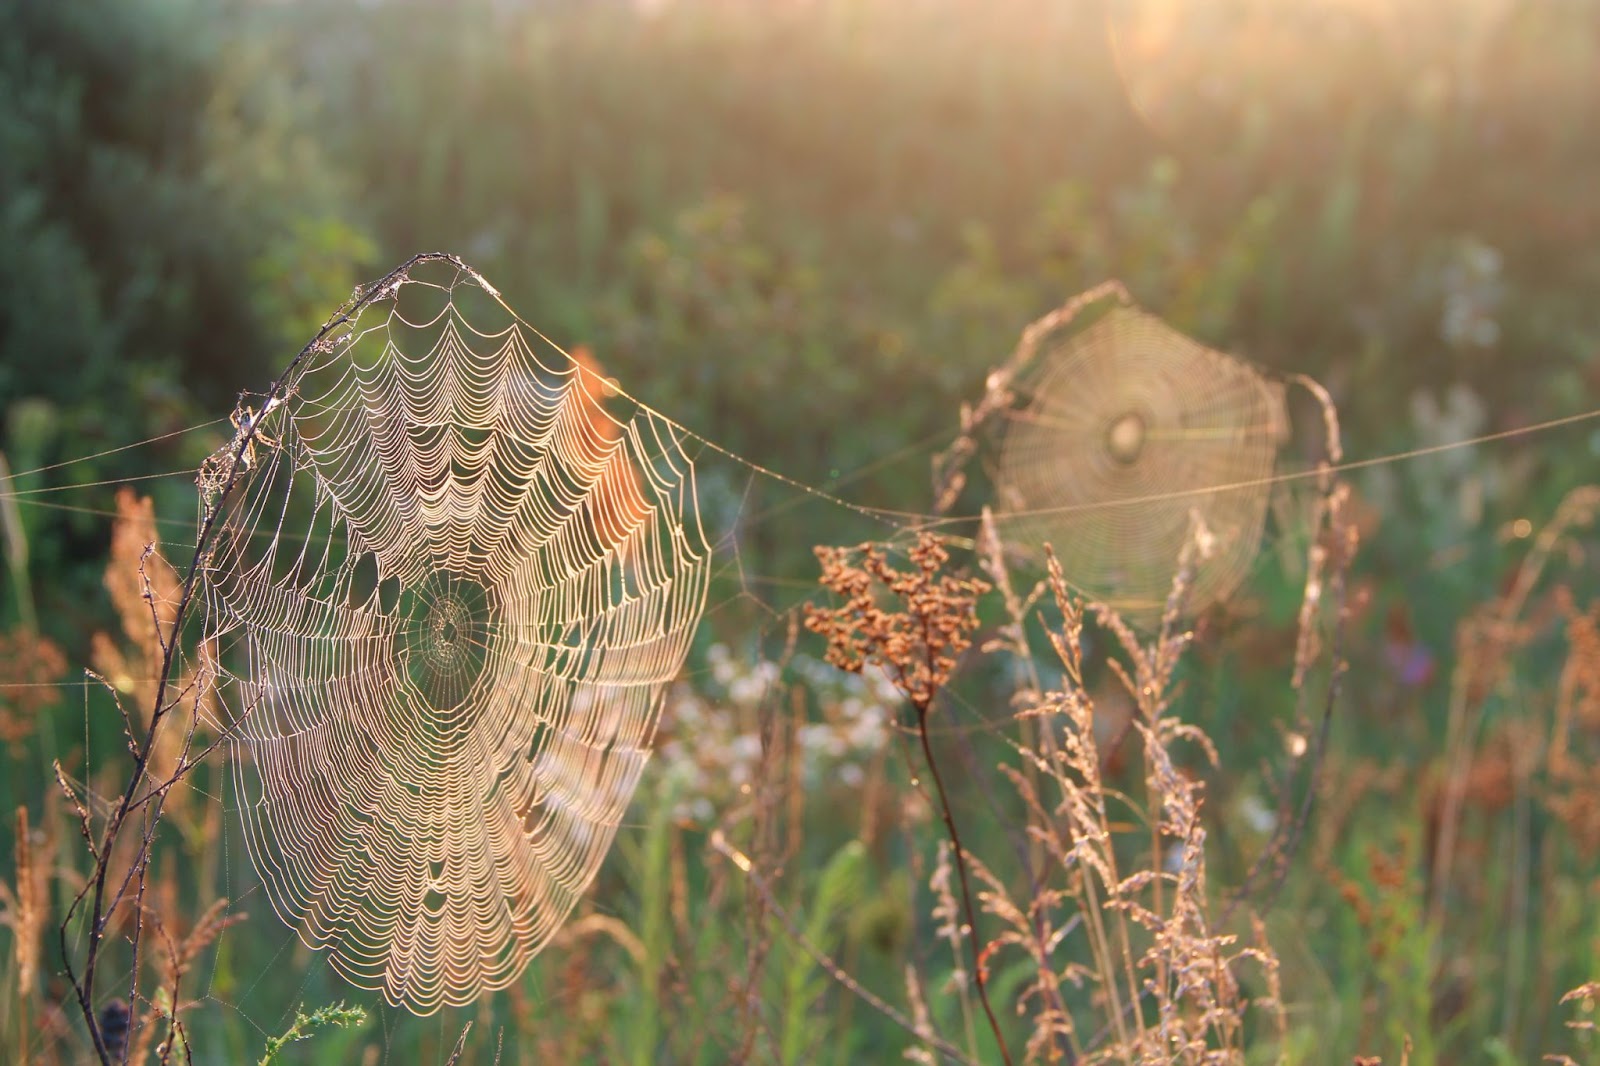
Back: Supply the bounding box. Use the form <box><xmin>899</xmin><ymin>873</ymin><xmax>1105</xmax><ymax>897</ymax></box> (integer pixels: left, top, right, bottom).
<box><xmin>197</xmin><ymin>260</ymin><xmax>710</xmax><ymax>1014</ymax></box>
<box><xmin>994</xmin><ymin>304</ymin><xmax>1283</xmax><ymax>624</ymax></box>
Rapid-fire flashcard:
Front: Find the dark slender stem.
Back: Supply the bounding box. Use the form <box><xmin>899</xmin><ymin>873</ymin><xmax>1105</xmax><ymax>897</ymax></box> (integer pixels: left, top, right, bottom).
<box><xmin>915</xmin><ymin>700</ymin><xmax>1014</xmax><ymax>1066</ymax></box>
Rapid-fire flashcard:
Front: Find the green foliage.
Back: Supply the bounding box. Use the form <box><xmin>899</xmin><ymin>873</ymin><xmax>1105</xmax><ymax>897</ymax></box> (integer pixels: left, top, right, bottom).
<box><xmin>0</xmin><ymin>0</ymin><xmax>372</xmax><ymax>621</ymax></box>
<box><xmin>781</xmin><ymin>840</ymin><xmax>866</xmax><ymax>1065</ymax></box>
<box><xmin>256</xmin><ymin>1001</ymin><xmax>368</xmax><ymax>1065</ymax></box>
<box><xmin>627</xmin><ymin>783</ymin><xmax>675</xmax><ymax>1066</ymax></box>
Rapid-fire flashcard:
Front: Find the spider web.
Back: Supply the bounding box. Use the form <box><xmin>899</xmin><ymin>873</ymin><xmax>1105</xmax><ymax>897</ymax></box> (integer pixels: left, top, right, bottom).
<box><xmin>196</xmin><ymin>258</ymin><xmax>710</xmax><ymax>1014</ymax></box>
<box><xmin>0</xmin><ymin>256</ymin><xmax>1373</xmax><ymax>1058</ymax></box>
<box><xmin>994</xmin><ymin>304</ymin><xmax>1284</xmax><ymax>624</ymax></box>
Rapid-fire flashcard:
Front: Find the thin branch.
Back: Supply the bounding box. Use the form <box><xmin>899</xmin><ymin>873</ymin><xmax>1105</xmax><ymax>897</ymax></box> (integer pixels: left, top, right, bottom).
<box><xmin>60</xmin><ymin>252</ymin><xmax>464</xmax><ymax>1064</ymax></box>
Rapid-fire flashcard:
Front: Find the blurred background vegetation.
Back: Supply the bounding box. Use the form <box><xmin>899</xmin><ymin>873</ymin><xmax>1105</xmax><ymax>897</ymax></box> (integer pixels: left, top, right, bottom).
<box><xmin>3</xmin><ymin>0</ymin><xmax>1600</xmax><ymax>1061</ymax></box>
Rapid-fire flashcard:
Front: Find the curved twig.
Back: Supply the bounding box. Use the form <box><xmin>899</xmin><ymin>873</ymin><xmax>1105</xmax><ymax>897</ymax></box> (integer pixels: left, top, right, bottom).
<box><xmin>60</xmin><ymin>252</ymin><xmax>462</xmax><ymax>1065</ymax></box>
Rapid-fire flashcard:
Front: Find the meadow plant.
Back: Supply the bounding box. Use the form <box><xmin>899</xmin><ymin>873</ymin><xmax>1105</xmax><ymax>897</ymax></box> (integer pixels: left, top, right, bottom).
<box><xmin>994</xmin><ymin>530</ymin><xmax>1286</xmax><ymax>1063</ymax></box>
<box><xmin>805</xmin><ymin>532</ymin><xmax>1007</xmax><ymax>1062</ymax></box>
<box><xmin>0</xmin><ymin>630</ymin><xmax>66</xmax><ymax>749</ymax></box>
<box><xmin>784</xmin><ymin>521</ymin><xmax>1296</xmax><ymax>1064</ymax></box>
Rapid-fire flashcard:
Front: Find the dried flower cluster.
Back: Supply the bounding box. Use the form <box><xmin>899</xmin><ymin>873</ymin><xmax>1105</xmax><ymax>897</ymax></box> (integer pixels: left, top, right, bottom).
<box><xmin>0</xmin><ymin>627</ymin><xmax>67</xmax><ymax>747</ymax></box>
<box><xmin>806</xmin><ymin>531</ymin><xmax>1014</xmax><ymax>1063</ymax></box>
<box><xmin>1548</xmin><ymin>593</ymin><xmax>1600</xmax><ymax>856</ymax></box>
<box><xmin>2</xmin><ymin>805</ymin><xmax>58</xmax><ymax>1062</ymax></box>
<box><xmin>804</xmin><ymin>532</ymin><xmax>988</xmax><ymax>712</ymax></box>
<box><xmin>91</xmin><ymin>489</ymin><xmax>192</xmax><ymax>731</ymax></box>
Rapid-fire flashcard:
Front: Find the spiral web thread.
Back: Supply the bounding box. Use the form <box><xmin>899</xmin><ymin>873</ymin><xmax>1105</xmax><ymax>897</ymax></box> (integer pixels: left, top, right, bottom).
<box><xmin>995</xmin><ymin>304</ymin><xmax>1283</xmax><ymax>624</ymax></box>
<box><xmin>197</xmin><ymin>260</ymin><xmax>710</xmax><ymax>1014</ymax></box>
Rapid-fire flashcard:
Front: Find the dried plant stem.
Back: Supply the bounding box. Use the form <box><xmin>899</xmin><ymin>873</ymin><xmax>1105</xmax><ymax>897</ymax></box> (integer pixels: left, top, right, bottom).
<box><xmin>63</xmin><ymin>561</ymin><xmax>198</xmax><ymax>1065</ymax></box>
<box><xmin>1176</xmin><ymin>375</ymin><xmax>1349</xmax><ymax>931</ymax></box>
<box><xmin>11</xmin><ymin>807</ymin><xmax>35</xmax><ymax>1066</ymax></box>
<box><xmin>912</xmin><ymin>698</ymin><xmax>1014</xmax><ymax>1066</ymax></box>
<box><xmin>1429</xmin><ymin>486</ymin><xmax>1600</xmax><ymax>930</ymax></box>
<box><xmin>445</xmin><ymin>1021</ymin><xmax>472</xmax><ymax>1066</ymax></box>
<box><xmin>58</xmin><ymin>252</ymin><xmax>455</xmax><ymax>1066</ymax></box>
<box><xmin>15</xmin><ymin>970</ymin><xmax>25</xmax><ymax>1066</ymax></box>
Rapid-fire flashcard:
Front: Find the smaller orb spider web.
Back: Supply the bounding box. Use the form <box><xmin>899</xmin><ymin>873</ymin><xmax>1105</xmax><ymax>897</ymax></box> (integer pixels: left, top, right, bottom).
<box><xmin>197</xmin><ymin>258</ymin><xmax>711</xmax><ymax>1014</ymax></box>
<box><xmin>994</xmin><ymin>303</ymin><xmax>1284</xmax><ymax>626</ymax></box>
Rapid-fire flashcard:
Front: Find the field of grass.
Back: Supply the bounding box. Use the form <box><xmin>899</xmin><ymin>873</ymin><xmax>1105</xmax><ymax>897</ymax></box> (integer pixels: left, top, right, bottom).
<box><xmin>4</xmin><ymin>1</ymin><xmax>1600</xmax><ymax>1062</ymax></box>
